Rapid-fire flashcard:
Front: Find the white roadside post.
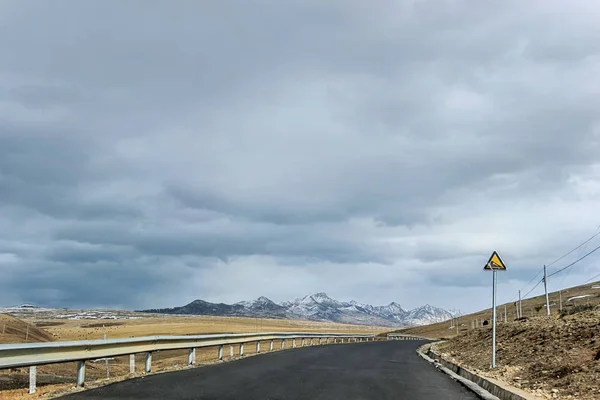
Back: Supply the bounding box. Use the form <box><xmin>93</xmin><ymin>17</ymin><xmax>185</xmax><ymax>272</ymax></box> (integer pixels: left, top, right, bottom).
<box><xmin>129</xmin><ymin>354</ymin><xmax>135</xmax><ymax>373</ymax></box>
<box><xmin>483</xmin><ymin>251</ymin><xmax>507</xmax><ymax>369</ymax></box>
<box><xmin>77</xmin><ymin>361</ymin><xmax>86</xmax><ymax>387</ymax></box>
<box><xmin>188</xmin><ymin>348</ymin><xmax>196</xmax><ymax>365</ymax></box>
<box><xmin>281</xmin><ymin>339</ymin><xmax>285</xmax><ymax>350</ymax></box>
<box><xmin>218</xmin><ymin>345</ymin><xmax>223</xmax><ymax>361</ymax></box>
<box><xmin>29</xmin><ymin>366</ymin><xmax>36</xmax><ymax>394</ymax></box>
<box><xmin>270</xmin><ymin>340</ymin><xmax>274</xmax><ymax>351</ymax></box>
<box><xmin>145</xmin><ymin>352</ymin><xmax>152</xmax><ymax>373</ymax></box>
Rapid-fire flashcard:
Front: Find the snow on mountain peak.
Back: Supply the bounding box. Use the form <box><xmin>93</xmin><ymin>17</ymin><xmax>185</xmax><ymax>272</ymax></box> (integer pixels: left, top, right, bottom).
<box><xmin>311</xmin><ymin>292</ymin><xmax>331</xmax><ymax>301</ymax></box>
<box><xmin>149</xmin><ymin>294</ymin><xmax>452</xmax><ymax>328</ymax></box>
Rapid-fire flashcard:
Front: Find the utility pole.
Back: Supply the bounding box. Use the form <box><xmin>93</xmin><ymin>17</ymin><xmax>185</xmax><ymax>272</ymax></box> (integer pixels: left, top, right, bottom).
<box><xmin>559</xmin><ymin>291</ymin><xmax>563</xmax><ymax>311</ymax></box>
<box><xmin>543</xmin><ymin>265</ymin><xmax>550</xmax><ymax>316</ymax></box>
<box><xmin>504</xmin><ymin>305</ymin><xmax>507</xmax><ymax>323</ymax></box>
<box><xmin>518</xmin><ymin>290</ymin><xmax>522</xmax><ymax>319</ymax></box>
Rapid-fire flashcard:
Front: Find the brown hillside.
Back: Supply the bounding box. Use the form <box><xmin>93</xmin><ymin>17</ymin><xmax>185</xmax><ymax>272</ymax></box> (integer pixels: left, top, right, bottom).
<box><xmin>393</xmin><ymin>279</ymin><xmax>600</xmax><ymax>339</ymax></box>
<box><xmin>0</xmin><ymin>314</ymin><xmax>54</xmax><ymax>344</ymax></box>
<box><xmin>434</xmin><ymin>309</ymin><xmax>600</xmax><ymax>400</ymax></box>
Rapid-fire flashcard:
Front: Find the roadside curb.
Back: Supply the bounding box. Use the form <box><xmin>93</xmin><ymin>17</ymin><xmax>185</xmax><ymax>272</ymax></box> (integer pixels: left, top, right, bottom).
<box><xmin>417</xmin><ymin>344</ymin><xmax>500</xmax><ymax>400</ymax></box>
<box><xmin>417</xmin><ymin>344</ymin><xmax>540</xmax><ymax>400</ymax></box>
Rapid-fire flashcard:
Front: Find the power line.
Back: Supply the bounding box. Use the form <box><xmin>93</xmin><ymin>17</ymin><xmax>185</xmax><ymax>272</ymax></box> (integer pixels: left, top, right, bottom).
<box><xmin>522</xmin><ymin>278</ymin><xmax>544</xmax><ymax>299</ymax></box>
<box><xmin>523</xmin><ymin>268</ymin><xmax>544</xmax><ymax>289</ymax></box>
<box><xmin>515</xmin><ymin>226</ymin><xmax>600</xmax><ymax>301</ymax></box>
<box><xmin>547</xmin><ymin>243</ymin><xmax>600</xmax><ymax>279</ymax></box>
<box><xmin>546</xmin><ymin>227</ymin><xmax>600</xmax><ymax>267</ymax></box>
<box><xmin>509</xmin><ymin>267</ymin><xmax>544</xmax><ymax>303</ymax></box>
<box><xmin>559</xmin><ymin>224</ymin><xmax>600</xmax><ymax>287</ymax></box>
<box><xmin>584</xmin><ymin>271</ymin><xmax>600</xmax><ymax>284</ymax></box>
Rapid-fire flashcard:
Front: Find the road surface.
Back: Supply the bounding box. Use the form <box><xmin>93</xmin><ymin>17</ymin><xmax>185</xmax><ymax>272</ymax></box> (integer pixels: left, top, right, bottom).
<box><xmin>60</xmin><ymin>340</ymin><xmax>479</xmax><ymax>400</ymax></box>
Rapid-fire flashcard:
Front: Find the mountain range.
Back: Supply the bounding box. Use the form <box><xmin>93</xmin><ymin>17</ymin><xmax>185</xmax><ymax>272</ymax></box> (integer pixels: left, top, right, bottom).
<box><xmin>139</xmin><ymin>292</ymin><xmax>453</xmax><ymax>328</ymax></box>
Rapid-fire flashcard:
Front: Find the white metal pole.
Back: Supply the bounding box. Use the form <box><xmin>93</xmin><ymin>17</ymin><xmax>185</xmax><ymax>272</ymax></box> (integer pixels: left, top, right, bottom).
<box><xmin>543</xmin><ymin>265</ymin><xmax>550</xmax><ymax>316</ymax></box>
<box><xmin>504</xmin><ymin>305</ymin><xmax>507</xmax><ymax>322</ymax></box>
<box><xmin>492</xmin><ymin>269</ymin><xmax>497</xmax><ymax>368</ymax></box>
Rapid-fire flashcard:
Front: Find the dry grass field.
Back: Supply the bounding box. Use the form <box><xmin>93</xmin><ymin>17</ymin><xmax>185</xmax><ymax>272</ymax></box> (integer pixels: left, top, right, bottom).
<box><xmin>0</xmin><ymin>312</ymin><xmax>386</xmax><ymax>399</ymax></box>
<box><xmin>390</xmin><ymin>280</ymin><xmax>600</xmax><ymax>400</ymax></box>
<box><xmin>392</xmin><ymin>279</ymin><xmax>600</xmax><ymax>339</ymax></box>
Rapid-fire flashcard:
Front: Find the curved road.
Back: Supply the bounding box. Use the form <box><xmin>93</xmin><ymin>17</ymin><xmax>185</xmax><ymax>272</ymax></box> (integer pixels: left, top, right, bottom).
<box><xmin>60</xmin><ymin>341</ymin><xmax>478</xmax><ymax>400</ymax></box>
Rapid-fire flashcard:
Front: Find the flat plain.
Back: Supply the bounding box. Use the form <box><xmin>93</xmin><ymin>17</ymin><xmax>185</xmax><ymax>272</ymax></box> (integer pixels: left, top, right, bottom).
<box><xmin>0</xmin><ymin>310</ymin><xmax>385</xmax><ymax>399</ymax></box>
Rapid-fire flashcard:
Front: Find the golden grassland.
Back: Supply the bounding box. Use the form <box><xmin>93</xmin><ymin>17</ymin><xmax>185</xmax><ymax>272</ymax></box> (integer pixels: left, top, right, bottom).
<box><xmin>1</xmin><ymin>313</ymin><xmax>387</xmax><ymax>399</ymax></box>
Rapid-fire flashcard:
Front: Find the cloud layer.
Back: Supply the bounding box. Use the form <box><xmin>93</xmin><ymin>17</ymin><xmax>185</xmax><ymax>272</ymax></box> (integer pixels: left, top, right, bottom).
<box><xmin>1</xmin><ymin>1</ymin><xmax>600</xmax><ymax>313</ymax></box>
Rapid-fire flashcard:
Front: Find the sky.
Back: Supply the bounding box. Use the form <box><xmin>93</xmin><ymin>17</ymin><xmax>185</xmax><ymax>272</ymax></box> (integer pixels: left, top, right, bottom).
<box><xmin>1</xmin><ymin>0</ymin><xmax>600</xmax><ymax>313</ymax></box>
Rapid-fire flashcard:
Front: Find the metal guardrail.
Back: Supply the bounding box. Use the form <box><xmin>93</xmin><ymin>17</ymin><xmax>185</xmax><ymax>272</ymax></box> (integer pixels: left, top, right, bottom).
<box><xmin>0</xmin><ymin>332</ymin><xmax>377</xmax><ymax>394</ymax></box>
<box><xmin>386</xmin><ymin>333</ymin><xmax>426</xmax><ymax>341</ymax></box>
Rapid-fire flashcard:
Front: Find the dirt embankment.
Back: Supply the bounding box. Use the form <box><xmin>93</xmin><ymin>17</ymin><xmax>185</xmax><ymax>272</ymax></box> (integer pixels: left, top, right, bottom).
<box><xmin>435</xmin><ymin>308</ymin><xmax>600</xmax><ymax>400</ymax></box>
<box><xmin>0</xmin><ymin>314</ymin><xmax>55</xmax><ymax>344</ymax></box>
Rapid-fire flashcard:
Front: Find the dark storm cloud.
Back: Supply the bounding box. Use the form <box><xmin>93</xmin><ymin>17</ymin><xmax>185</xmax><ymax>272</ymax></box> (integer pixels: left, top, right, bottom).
<box><xmin>1</xmin><ymin>0</ymin><xmax>599</xmax><ymax>312</ymax></box>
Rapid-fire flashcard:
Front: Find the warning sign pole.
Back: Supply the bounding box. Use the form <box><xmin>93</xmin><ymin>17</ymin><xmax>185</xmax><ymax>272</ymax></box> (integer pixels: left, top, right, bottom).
<box><xmin>483</xmin><ymin>250</ymin><xmax>506</xmax><ymax>369</ymax></box>
<box><xmin>491</xmin><ymin>269</ymin><xmax>497</xmax><ymax>368</ymax></box>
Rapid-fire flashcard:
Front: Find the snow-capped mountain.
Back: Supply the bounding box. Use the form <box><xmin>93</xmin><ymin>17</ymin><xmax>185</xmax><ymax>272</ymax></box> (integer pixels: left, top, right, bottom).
<box><xmin>140</xmin><ymin>293</ymin><xmax>452</xmax><ymax>328</ymax></box>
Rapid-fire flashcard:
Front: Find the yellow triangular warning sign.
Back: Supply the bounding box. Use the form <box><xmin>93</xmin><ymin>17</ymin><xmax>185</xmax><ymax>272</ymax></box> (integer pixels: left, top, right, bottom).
<box><xmin>484</xmin><ymin>251</ymin><xmax>507</xmax><ymax>270</ymax></box>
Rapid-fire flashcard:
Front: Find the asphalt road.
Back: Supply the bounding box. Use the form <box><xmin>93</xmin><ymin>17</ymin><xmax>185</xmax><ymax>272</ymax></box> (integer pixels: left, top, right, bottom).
<box><xmin>60</xmin><ymin>341</ymin><xmax>479</xmax><ymax>400</ymax></box>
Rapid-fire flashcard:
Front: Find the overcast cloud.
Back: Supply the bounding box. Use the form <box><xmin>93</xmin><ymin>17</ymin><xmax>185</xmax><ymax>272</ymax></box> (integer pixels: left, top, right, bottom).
<box><xmin>1</xmin><ymin>0</ymin><xmax>600</xmax><ymax>313</ymax></box>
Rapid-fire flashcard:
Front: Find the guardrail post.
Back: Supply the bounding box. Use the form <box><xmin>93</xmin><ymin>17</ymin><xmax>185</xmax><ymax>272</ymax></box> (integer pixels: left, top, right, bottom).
<box><xmin>218</xmin><ymin>344</ymin><xmax>223</xmax><ymax>360</ymax></box>
<box><xmin>230</xmin><ymin>345</ymin><xmax>234</xmax><ymax>358</ymax></box>
<box><xmin>310</xmin><ymin>338</ymin><xmax>314</xmax><ymax>346</ymax></box>
<box><xmin>29</xmin><ymin>366</ymin><xmax>36</xmax><ymax>394</ymax></box>
<box><xmin>334</xmin><ymin>338</ymin><xmax>337</xmax><ymax>343</ymax></box>
<box><xmin>129</xmin><ymin>354</ymin><xmax>135</xmax><ymax>373</ymax></box>
<box><xmin>292</xmin><ymin>338</ymin><xmax>296</xmax><ymax>348</ymax></box>
<box><xmin>76</xmin><ymin>361</ymin><xmax>86</xmax><ymax>387</ymax></box>
<box><xmin>256</xmin><ymin>341</ymin><xmax>260</xmax><ymax>353</ymax></box>
<box><xmin>269</xmin><ymin>340</ymin><xmax>274</xmax><ymax>351</ymax></box>
<box><xmin>240</xmin><ymin>343</ymin><xmax>244</xmax><ymax>356</ymax></box>
<box><xmin>188</xmin><ymin>348</ymin><xmax>196</xmax><ymax>365</ymax></box>
<box><xmin>145</xmin><ymin>352</ymin><xmax>152</xmax><ymax>373</ymax></box>
<box><xmin>318</xmin><ymin>338</ymin><xmax>322</xmax><ymax>345</ymax></box>
<box><xmin>301</xmin><ymin>338</ymin><xmax>305</xmax><ymax>347</ymax></box>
